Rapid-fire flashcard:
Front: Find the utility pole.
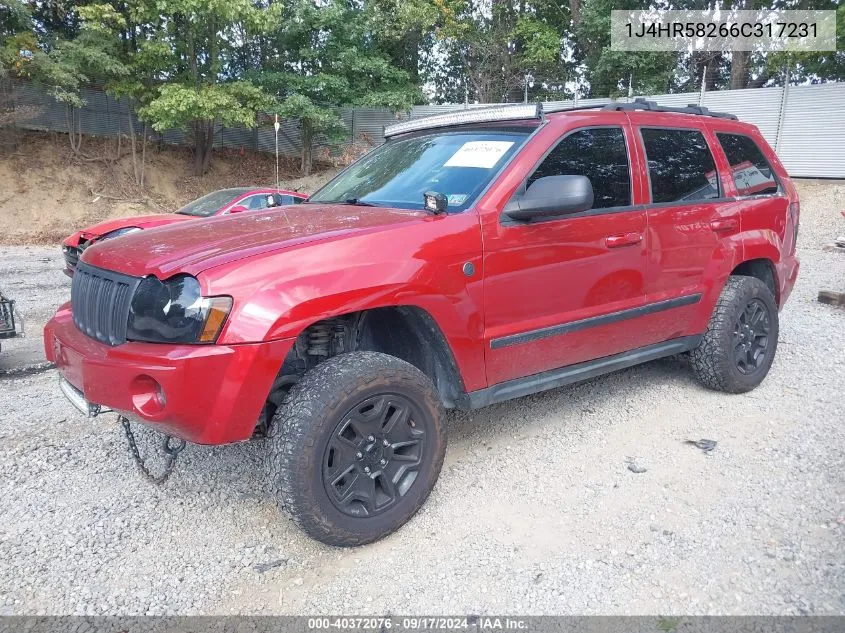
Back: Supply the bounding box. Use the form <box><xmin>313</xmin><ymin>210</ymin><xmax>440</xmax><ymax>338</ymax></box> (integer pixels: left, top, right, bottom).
<box><xmin>699</xmin><ymin>65</ymin><xmax>708</xmax><ymax>106</ymax></box>
<box><xmin>524</xmin><ymin>74</ymin><xmax>529</xmax><ymax>104</ymax></box>
<box><xmin>775</xmin><ymin>66</ymin><xmax>791</xmax><ymax>153</ymax></box>
<box><xmin>274</xmin><ymin>114</ymin><xmax>280</xmax><ymax>193</ymax></box>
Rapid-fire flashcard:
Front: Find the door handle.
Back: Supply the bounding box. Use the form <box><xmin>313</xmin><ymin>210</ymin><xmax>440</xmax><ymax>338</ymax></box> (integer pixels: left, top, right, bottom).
<box><xmin>710</xmin><ymin>217</ymin><xmax>739</xmax><ymax>233</ymax></box>
<box><xmin>606</xmin><ymin>232</ymin><xmax>643</xmax><ymax>248</ymax></box>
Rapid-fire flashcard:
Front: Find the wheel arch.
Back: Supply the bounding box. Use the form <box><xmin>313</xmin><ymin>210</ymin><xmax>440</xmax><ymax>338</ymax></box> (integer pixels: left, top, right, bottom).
<box><xmin>278</xmin><ymin>305</ymin><xmax>468</xmax><ymax>409</ymax></box>
<box><xmin>730</xmin><ymin>257</ymin><xmax>779</xmax><ymax>306</ymax></box>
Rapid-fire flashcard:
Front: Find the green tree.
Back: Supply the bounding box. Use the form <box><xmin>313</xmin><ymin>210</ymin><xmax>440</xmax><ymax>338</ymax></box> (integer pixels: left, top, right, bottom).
<box><xmin>136</xmin><ymin>0</ymin><xmax>278</xmax><ymax>175</ymax></box>
<box><xmin>765</xmin><ymin>2</ymin><xmax>845</xmax><ymax>86</ymax></box>
<box><xmin>100</xmin><ymin>0</ymin><xmax>281</xmax><ymax>175</ymax></box>
<box><xmin>428</xmin><ymin>0</ymin><xmax>574</xmax><ymax>104</ymax></box>
<box><xmin>250</xmin><ymin>0</ymin><xmax>420</xmax><ymax>175</ymax></box>
<box><xmin>272</xmin><ymin>94</ymin><xmax>347</xmax><ymax>175</ymax></box>
<box><xmin>575</xmin><ymin>0</ymin><xmax>676</xmax><ymax>97</ymax></box>
<box><xmin>140</xmin><ymin>81</ymin><xmax>274</xmax><ymax>174</ymax></box>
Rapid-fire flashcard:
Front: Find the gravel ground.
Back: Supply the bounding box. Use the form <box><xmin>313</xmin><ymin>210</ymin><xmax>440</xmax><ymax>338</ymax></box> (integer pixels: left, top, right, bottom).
<box><xmin>0</xmin><ymin>247</ymin><xmax>66</xmax><ymax>374</ymax></box>
<box><xmin>0</xmin><ymin>181</ymin><xmax>843</xmax><ymax>616</ymax></box>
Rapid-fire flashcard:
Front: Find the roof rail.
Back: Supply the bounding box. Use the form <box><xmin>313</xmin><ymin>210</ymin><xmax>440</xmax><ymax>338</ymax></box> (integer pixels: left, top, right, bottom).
<box><xmin>543</xmin><ymin>103</ymin><xmax>607</xmax><ymax>115</ymax></box>
<box><xmin>383</xmin><ymin>97</ymin><xmax>737</xmax><ymax>138</ymax></box>
<box><xmin>603</xmin><ymin>97</ymin><xmax>738</xmax><ymax>120</ymax></box>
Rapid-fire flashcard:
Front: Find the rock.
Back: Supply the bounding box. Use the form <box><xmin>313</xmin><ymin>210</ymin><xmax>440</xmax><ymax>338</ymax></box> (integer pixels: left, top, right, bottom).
<box><xmin>253</xmin><ymin>560</ymin><xmax>285</xmax><ymax>573</ymax></box>
<box><xmin>627</xmin><ymin>460</ymin><xmax>648</xmax><ymax>474</ymax></box>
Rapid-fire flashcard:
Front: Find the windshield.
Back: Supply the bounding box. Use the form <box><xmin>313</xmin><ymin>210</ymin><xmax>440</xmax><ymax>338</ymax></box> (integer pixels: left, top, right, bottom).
<box><xmin>307</xmin><ymin>130</ymin><xmax>531</xmax><ymax>212</ymax></box>
<box><xmin>177</xmin><ymin>189</ymin><xmax>250</xmax><ymax>217</ymax></box>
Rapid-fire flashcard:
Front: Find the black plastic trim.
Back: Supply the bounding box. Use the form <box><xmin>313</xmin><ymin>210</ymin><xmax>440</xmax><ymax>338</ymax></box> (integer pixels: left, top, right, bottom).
<box><xmin>645</xmin><ymin>198</ymin><xmax>736</xmax><ymax>209</ymax></box>
<box><xmin>490</xmin><ymin>293</ymin><xmax>702</xmax><ymax>350</ymax></box>
<box><xmin>458</xmin><ymin>335</ymin><xmax>702</xmax><ymax>410</ymax></box>
<box><xmin>605</xmin><ymin>98</ymin><xmax>737</xmax><ymax>120</ymax></box>
<box><xmin>500</xmin><ymin>203</ymin><xmax>645</xmax><ymax>226</ymax></box>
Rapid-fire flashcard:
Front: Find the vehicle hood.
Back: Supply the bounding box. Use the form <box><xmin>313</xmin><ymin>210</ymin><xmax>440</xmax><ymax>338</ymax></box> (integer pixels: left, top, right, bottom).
<box><xmin>81</xmin><ymin>204</ymin><xmax>428</xmax><ymax>278</ymax></box>
<box><xmin>65</xmin><ymin>213</ymin><xmax>191</xmax><ymax>245</ymax></box>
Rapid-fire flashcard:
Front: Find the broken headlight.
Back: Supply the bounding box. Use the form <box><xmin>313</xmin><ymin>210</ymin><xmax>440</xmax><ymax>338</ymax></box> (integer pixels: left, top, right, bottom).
<box><xmin>126</xmin><ymin>275</ymin><xmax>232</xmax><ymax>344</ymax></box>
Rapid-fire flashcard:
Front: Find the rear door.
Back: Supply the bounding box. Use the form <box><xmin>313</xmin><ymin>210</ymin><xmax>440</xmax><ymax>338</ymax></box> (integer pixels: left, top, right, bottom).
<box><xmin>712</xmin><ymin>130</ymin><xmax>790</xmax><ymax>263</ymax></box>
<box><xmin>481</xmin><ymin>120</ymin><xmax>652</xmax><ymax>385</ymax></box>
<box><xmin>634</xmin><ymin>121</ymin><xmax>741</xmax><ymax>340</ymax></box>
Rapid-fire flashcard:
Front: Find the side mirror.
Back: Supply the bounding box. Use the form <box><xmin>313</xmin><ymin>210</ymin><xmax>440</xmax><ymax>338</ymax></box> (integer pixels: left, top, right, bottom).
<box><xmin>504</xmin><ymin>175</ymin><xmax>594</xmax><ymax>222</ymax></box>
<box><xmin>228</xmin><ymin>205</ymin><xmax>249</xmax><ymax>214</ymax></box>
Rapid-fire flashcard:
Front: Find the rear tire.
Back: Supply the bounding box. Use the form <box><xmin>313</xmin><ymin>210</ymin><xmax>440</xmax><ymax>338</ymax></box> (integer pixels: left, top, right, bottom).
<box><xmin>266</xmin><ymin>352</ymin><xmax>446</xmax><ymax>547</ymax></box>
<box><xmin>690</xmin><ymin>276</ymin><xmax>779</xmax><ymax>394</ymax></box>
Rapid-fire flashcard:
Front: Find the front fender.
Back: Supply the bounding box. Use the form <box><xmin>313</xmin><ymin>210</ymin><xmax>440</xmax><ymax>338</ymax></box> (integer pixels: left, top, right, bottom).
<box><xmin>203</xmin><ymin>213</ymin><xmax>488</xmax><ymax>392</ymax></box>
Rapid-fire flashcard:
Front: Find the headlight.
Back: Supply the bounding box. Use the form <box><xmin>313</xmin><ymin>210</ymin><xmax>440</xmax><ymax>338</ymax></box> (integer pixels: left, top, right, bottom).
<box><xmin>127</xmin><ymin>275</ymin><xmax>233</xmax><ymax>344</ymax></box>
<box><xmin>101</xmin><ymin>226</ymin><xmax>142</xmax><ymax>241</ymax></box>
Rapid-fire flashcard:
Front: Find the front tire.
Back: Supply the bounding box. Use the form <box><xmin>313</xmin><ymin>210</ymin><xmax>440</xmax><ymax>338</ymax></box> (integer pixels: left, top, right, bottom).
<box><xmin>690</xmin><ymin>276</ymin><xmax>779</xmax><ymax>394</ymax></box>
<box><xmin>266</xmin><ymin>352</ymin><xmax>446</xmax><ymax>547</ymax></box>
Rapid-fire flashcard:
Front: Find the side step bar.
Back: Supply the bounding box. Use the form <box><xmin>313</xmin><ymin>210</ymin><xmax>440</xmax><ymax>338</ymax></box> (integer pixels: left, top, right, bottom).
<box><xmin>459</xmin><ymin>336</ymin><xmax>701</xmax><ymax>410</ymax></box>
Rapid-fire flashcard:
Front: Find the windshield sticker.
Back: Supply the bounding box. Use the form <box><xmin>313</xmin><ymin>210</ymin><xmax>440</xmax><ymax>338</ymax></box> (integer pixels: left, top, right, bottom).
<box><xmin>448</xmin><ymin>194</ymin><xmax>468</xmax><ymax>205</ymax></box>
<box><xmin>443</xmin><ymin>141</ymin><xmax>514</xmax><ymax>169</ymax></box>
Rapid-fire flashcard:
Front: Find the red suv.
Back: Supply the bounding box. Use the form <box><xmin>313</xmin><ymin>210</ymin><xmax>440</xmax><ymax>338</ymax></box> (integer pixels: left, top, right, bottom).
<box><xmin>44</xmin><ymin>99</ymin><xmax>800</xmax><ymax>546</ymax></box>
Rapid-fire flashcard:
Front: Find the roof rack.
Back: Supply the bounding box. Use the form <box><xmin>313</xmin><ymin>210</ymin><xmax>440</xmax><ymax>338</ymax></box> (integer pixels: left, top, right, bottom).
<box><xmin>383</xmin><ymin>97</ymin><xmax>738</xmax><ymax>138</ymax></box>
<box><xmin>603</xmin><ymin>97</ymin><xmax>738</xmax><ymax>120</ymax></box>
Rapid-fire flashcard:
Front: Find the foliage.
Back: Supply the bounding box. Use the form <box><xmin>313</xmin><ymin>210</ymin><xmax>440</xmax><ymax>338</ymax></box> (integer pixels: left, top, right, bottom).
<box><xmin>272</xmin><ymin>94</ymin><xmax>346</xmax><ymax>140</ymax></box>
<box><xmin>4</xmin><ymin>0</ymin><xmax>844</xmax><ymax>173</ymax></box>
<box><xmin>1</xmin><ymin>1</ymin><xmax>37</xmax><ymax>79</ymax></box>
<box><xmin>248</xmin><ymin>0</ymin><xmax>421</xmax><ymax>173</ymax></box>
<box><xmin>140</xmin><ymin>82</ymin><xmax>273</xmax><ymax>133</ymax></box>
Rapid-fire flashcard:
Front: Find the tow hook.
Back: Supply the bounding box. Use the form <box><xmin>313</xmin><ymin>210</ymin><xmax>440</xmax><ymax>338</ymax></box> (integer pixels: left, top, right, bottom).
<box><xmin>119</xmin><ymin>415</ymin><xmax>186</xmax><ymax>485</ymax></box>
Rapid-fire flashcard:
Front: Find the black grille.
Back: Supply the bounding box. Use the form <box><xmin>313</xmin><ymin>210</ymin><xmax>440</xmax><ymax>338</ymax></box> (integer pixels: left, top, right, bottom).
<box><xmin>71</xmin><ymin>262</ymin><xmax>141</xmax><ymax>346</ymax></box>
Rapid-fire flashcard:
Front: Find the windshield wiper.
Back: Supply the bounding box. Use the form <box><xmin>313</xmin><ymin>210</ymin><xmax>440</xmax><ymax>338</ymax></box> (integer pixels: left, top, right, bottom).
<box><xmin>300</xmin><ymin>197</ymin><xmax>384</xmax><ymax>207</ymax></box>
<box><xmin>341</xmin><ymin>198</ymin><xmax>382</xmax><ymax>207</ymax></box>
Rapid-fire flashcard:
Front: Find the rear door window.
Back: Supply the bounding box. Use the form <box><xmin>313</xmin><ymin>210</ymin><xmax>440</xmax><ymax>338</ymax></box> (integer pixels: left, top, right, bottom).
<box><xmin>640</xmin><ymin>128</ymin><xmax>719</xmax><ymax>203</ymax></box>
<box><xmin>528</xmin><ymin>127</ymin><xmax>631</xmax><ymax>209</ymax></box>
<box><xmin>716</xmin><ymin>133</ymin><xmax>779</xmax><ymax>196</ymax></box>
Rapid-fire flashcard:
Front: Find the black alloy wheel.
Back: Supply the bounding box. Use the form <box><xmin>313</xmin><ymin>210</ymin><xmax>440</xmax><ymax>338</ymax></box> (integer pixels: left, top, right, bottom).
<box><xmin>323</xmin><ymin>394</ymin><xmax>427</xmax><ymax>518</ymax></box>
<box><xmin>267</xmin><ymin>351</ymin><xmax>446</xmax><ymax>546</ymax></box>
<box><xmin>733</xmin><ymin>298</ymin><xmax>771</xmax><ymax>375</ymax></box>
<box><xmin>690</xmin><ymin>275</ymin><xmax>780</xmax><ymax>394</ymax></box>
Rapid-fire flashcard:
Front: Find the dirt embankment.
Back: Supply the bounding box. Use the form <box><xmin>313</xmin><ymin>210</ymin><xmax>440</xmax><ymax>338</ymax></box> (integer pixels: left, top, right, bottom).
<box><xmin>0</xmin><ymin>131</ymin><xmax>338</xmax><ymax>245</ymax></box>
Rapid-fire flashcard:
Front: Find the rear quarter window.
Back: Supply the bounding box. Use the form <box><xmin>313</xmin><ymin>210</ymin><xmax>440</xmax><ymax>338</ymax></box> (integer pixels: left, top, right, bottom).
<box><xmin>715</xmin><ymin>132</ymin><xmax>779</xmax><ymax>197</ymax></box>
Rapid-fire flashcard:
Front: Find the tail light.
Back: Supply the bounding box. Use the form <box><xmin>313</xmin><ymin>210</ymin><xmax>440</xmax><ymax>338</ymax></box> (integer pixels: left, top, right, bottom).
<box><xmin>788</xmin><ymin>200</ymin><xmax>800</xmax><ymax>254</ymax></box>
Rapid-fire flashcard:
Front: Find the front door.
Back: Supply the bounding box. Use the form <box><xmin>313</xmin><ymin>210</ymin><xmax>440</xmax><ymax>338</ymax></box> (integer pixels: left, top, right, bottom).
<box><xmin>481</xmin><ymin>124</ymin><xmax>652</xmax><ymax>386</ymax></box>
